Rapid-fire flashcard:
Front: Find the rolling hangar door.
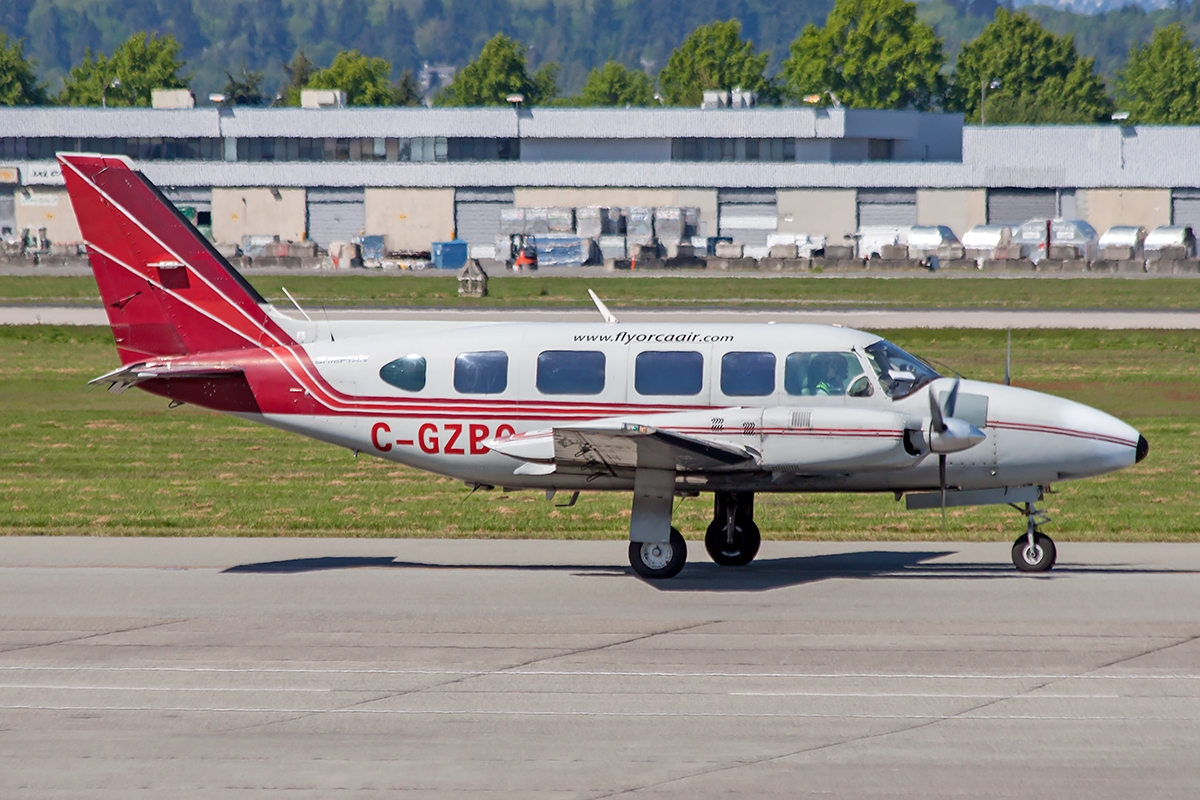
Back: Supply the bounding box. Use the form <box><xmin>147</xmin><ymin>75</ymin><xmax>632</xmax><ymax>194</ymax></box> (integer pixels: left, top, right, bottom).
<box><xmin>856</xmin><ymin>189</ymin><xmax>917</xmax><ymax>227</ymax></box>
<box><xmin>987</xmin><ymin>189</ymin><xmax>1059</xmax><ymax>225</ymax></box>
<box><xmin>1171</xmin><ymin>189</ymin><xmax>1200</xmax><ymax>229</ymax></box>
<box><xmin>455</xmin><ymin>188</ymin><xmax>515</xmax><ymax>252</ymax></box>
<box><xmin>718</xmin><ymin>189</ymin><xmax>777</xmax><ymax>246</ymax></box>
<box><xmin>307</xmin><ymin>188</ymin><xmax>366</xmax><ymax>247</ymax></box>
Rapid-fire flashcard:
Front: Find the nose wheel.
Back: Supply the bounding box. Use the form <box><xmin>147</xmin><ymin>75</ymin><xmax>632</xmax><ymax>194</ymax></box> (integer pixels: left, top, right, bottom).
<box><xmin>1010</xmin><ymin>500</ymin><xmax>1056</xmax><ymax>573</ymax></box>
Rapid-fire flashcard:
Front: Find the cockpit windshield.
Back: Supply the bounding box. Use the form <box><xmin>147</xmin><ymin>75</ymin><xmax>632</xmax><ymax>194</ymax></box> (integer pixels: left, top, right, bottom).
<box><xmin>862</xmin><ymin>340</ymin><xmax>940</xmax><ymax>398</ymax></box>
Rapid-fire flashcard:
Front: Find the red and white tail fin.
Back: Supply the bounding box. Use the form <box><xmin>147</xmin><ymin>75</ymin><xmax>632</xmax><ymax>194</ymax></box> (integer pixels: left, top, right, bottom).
<box><xmin>59</xmin><ymin>153</ymin><xmax>295</xmax><ymax>365</ymax></box>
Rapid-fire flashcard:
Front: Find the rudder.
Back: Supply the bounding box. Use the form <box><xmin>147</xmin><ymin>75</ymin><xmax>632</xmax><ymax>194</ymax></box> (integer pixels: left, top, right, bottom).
<box><xmin>59</xmin><ymin>153</ymin><xmax>294</xmax><ymax>364</ymax></box>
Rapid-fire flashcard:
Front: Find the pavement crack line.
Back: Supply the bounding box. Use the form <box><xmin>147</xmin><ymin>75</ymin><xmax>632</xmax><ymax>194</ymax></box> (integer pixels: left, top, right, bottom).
<box><xmin>588</xmin><ymin>631</ymin><xmax>1200</xmax><ymax>799</ymax></box>
<box><xmin>227</xmin><ymin>620</ymin><xmax>720</xmax><ymax>734</ymax></box>
<box><xmin>0</xmin><ymin>619</ymin><xmax>189</xmax><ymax>656</ymax></box>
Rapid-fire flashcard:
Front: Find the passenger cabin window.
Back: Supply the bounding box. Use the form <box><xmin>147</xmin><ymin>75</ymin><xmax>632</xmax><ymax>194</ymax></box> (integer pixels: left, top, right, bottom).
<box><xmin>720</xmin><ymin>351</ymin><xmax>775</xmax><ymax>396</ymax></box>
<box><xmin>454</xmin><ymin>351</ymin><xmax>508</xmax><ymax>394</ymax></box>
<box><xmin>379</xmin><ymin>354</ymin><xmax>427</xmax><ymax>392</ymax></box>
<box><xmin>537</xmin><ymin>351</ymin><xmax>606</xmax><ymax>395</ymax></box>
<box><xmin>784</xmin><ymin>352</ymin><xmax>867</xmax><ymax>396</ymax></box>
<box><xmin>634</xmin><ymin>351</ymin><xmax>704</xmax><ymax>396</ymax></box>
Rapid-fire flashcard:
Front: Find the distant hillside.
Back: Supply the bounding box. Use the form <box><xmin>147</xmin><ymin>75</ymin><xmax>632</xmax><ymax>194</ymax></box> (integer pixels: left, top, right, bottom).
<box><xmin>3</xmin><ymin>0</ymin><xmax>1198</xmax><ymax>101</ymax></box>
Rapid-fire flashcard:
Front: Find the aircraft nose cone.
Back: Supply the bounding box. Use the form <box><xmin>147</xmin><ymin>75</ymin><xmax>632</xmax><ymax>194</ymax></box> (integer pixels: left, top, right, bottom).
<box><xmin>1136</xmin><ymin>435</ymin><xmax>1149</xmax><ymax>463</ymax></box>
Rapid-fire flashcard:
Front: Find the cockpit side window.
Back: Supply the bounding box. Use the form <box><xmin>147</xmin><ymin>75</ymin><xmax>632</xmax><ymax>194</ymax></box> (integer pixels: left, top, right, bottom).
<box><xmin>862</xmin><ymin>340</ymin><xmax>939</xmax><ymax>398</ymax></box>
<box><xmin>784</xmin><ymin>352</ymin><xmax>866</xmax><ymax>396</ymax></box>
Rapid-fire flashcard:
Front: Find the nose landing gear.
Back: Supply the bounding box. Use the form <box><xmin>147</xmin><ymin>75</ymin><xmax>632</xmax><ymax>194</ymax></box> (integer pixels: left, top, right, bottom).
<box><xmin>1011</xmin><ymin>500</ymin><xmax>1056</xmax><ymax>573</ymax></box>
<box><xmin>705</xmin><ymin>492</ymin><xmax>760</xmax><ymax>566</ymax></box>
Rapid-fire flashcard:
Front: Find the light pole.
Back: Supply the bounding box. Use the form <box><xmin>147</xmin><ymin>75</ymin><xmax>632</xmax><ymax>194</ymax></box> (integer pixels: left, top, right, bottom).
<box><xmin>506</xmin><ymin>93</ymin><xmax>524</xmax><ymax>149</ymax></box>
<box><xmin>980</xmin><ymin>79</ymin><xmax>1000</xmax><ymax>126</ymax></box>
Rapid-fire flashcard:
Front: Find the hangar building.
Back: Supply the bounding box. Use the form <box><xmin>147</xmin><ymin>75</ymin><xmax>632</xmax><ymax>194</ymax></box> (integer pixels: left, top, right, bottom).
<box><xmin>0</xmin><ymin>106</ymin><xmax>1192</xmax><ymax>253</ymax></box>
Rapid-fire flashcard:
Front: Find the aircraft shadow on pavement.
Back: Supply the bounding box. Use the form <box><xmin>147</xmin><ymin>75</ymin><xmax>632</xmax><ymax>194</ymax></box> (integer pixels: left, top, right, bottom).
<box><xmin>222</xmin><ymin>550</ymin><xmax>1199</xmax><ymax>592</ymax></box>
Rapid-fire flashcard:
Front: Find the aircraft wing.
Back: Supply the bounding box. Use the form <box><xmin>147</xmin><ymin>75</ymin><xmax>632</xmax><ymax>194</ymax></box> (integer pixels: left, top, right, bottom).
<box><xmin>491</xmin><ymin>422</ymin><xmax>757</xmax><ymax>475</ymax></box>
<box><xmin>90</xmin><ymin>361</ymin><xmax>245</xmax><ymax>394</ymax></box>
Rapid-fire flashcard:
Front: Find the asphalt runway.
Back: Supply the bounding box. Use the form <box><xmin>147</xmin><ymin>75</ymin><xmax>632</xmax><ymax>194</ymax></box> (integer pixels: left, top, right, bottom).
<box><xmin>5</xmin><ymin>304</ymin><xmax>1200</xmax><ymax>329</ymax></box>
<box><xmin>2</xmin><ymin>537</ymin><xmax>1199</xmax><ymax>798</ymax></box>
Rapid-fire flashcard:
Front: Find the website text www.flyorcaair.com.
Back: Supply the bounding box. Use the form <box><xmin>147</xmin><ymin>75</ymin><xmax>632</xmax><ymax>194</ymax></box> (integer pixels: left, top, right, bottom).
<box><xmin>573</xmin><ymin>331</ymin><xmax>735</xmax><ymax>344</ymax></box>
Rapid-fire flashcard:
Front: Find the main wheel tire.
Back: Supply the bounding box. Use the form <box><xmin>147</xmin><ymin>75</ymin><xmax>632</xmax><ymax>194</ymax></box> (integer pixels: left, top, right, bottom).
<box><xmin>629</xmin><ymin>527</ymin><xmax>687</xmax><ymax>579</ymax></box>
<box><xmin>1012</xmin><ymin>532</ymin><xmax>1056</xmax><ymax>573</ymax></box>
<box><xmin>704</xmin><ymin>514</ymin><xmax>761</xmax><ymax>566</ymax></box>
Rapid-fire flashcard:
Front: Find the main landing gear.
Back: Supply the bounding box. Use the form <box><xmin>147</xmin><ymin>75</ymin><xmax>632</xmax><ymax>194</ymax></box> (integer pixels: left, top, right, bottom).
<box><xmin>629</xmin><ymin>528</ymin><xmax>688</xmax><ymax>579</ymax></box>
<box><xmin>626</xmin><ymin>484</ymin><xmax>761</xmax><ymax>579</ymax></box>
<box><xmin>705</xmin><ymin>491</ymin><xmax>760</xmax><ymax>567</ymax></box>
<box><xmin>1011</xmin><ymin>500</ymin><xmax>1056</xmax><ymax>573</ymax></box>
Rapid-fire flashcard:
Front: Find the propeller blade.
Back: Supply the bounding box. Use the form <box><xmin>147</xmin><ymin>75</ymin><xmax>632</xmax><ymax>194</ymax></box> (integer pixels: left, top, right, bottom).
<box><xmin>929</xmin><ymin>386</ymin><xmax>945</xmax><ymax>433</ymax></box>
<box><xmin>939</xmin><ymin>453</ymin><xmax>947</xmax><ymax>535</ymax></box>
<box><xmin>945</xmin><ymin>377</ymin><xmax>960</xmax><ymax>419</ymax></box>
<box><xmin>1005</xmin><ymin>328</ymin><xmax>1012</xmax><ymax>386</ymax></box>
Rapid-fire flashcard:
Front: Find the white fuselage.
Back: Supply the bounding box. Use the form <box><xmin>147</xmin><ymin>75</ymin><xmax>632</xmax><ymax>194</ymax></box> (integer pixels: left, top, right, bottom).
<box><xmin>249</xmin><ymin>309</ymin><xmax>1142</xmax><ymax>495</ymax></box>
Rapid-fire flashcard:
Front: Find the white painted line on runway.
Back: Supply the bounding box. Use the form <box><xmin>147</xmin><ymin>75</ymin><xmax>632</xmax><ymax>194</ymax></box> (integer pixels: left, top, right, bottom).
<box><xmin>0</xmin><ymin>684</ymin><xmax>1129</xmax><ymax>700</ymax></box>
<box><xmin>1</xmin><ymin>703</ymin><xmax>1196</xmax><ymax>722</ymax></box>
<box><xmin>2</xmin><ymin>665</ymin><xmax>1198</xmax><ymax>681</ymax></box>
<box><xmin>728</xmin><ymin>692</ymin><xmax>1124</xmax><ymax>699</ymax></box>
<box><xmin>0</xmin><ymin>683</ymin><xmax>337</xmax><ymax>692</ymax></box>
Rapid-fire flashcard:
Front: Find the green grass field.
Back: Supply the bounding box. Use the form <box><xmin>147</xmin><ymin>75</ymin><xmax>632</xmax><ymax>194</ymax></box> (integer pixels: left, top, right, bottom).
<box><xmin>1</xmin><ymin>325</ymin><xmax>1196</xmax><ymax>541</ymax></box>
<box><xmin>3</xmin><ymin>273</ymin><xmax>1200</xmax><ymax>310</ymax></box>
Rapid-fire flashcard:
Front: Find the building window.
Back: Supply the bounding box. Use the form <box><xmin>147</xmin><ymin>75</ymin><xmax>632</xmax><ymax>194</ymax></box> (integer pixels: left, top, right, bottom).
<box><xmin>7</xmin><ymin>137</ymin><xmax>223</xmax><ymax>161</ymax></box>
<box><xmin>720</xmin><ymin>352</ymin><xmax>776</xmax><ymax>396</ymax></box>
<box><xmin>379</xmin><ymin>355</ymin><xmax>427</xmax><ymax>392</ymax></box>
<box><xmin>671</xmin><ymin>138</ymin><xmax>795</xmax><ymax>162</ymax></box>
<box><xmin>447</xmin><ymin>138</ymin><xmax>521</xmax><ymax>161</ymax></box>
<box><xmin>536</xmin><ymin>350</ymin><xmax>605</xmax><ymax>395</ymax></box>
<box><xmin>634</xmin><ymin>351</ymin><xmax>704</xmax><ymax>396</ymax></box>
<box><xmin>867</xmin><ymin>139</ymin><xmax>894</xmax><ymax>161</ymax></box>
<box><xmin>454</xmin><ymin>351</ymin><xmax>508</xmax><ymax>394</ymax></box>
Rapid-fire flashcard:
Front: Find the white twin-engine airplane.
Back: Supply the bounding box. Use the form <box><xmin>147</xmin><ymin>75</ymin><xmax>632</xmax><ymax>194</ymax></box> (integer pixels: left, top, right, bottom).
<box><xmin>61</xmin><ymin>153</ymin><xmax>1149</xmax><ymax>579</ymax></box>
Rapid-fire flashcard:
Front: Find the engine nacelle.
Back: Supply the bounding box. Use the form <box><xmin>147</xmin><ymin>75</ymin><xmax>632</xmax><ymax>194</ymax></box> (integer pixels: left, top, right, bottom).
<box><xmin>757</xmin><ymin>407</ymin><xmax>922</xmax><ymax>472</ymax></box>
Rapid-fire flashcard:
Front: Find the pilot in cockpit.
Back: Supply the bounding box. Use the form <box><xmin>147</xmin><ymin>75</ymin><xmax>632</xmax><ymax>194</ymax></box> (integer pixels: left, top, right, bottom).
<box><xmin>812</xmin><ymin>353</ymin><xmax>847</xmax><ymax>396</ymax></box>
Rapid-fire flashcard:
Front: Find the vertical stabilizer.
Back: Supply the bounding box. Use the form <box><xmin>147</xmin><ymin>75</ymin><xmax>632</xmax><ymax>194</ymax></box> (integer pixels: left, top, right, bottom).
<box><xmin>58</xmin><ymin>153</ymin><xmax>294</xmax><ymax>364</ymax></box>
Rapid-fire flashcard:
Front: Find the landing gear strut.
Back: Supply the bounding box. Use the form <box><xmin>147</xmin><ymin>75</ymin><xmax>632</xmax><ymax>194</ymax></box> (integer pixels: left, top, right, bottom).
<box><xmin>705</xmin><ymin>492</ymin><xmax>760</xmax><ymax>567</ymax></box>
<box><xmin>1011</xmin><ymin>500</ymin><xmax>1056</xmax><ymax>573</ymax></box>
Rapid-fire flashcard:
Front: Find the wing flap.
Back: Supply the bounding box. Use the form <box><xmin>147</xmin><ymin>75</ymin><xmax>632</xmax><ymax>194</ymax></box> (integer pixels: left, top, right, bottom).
<box><xmin>553</xmin><ymin>423</ymin><xmax>755</xmax><ymax>472</ymax></box>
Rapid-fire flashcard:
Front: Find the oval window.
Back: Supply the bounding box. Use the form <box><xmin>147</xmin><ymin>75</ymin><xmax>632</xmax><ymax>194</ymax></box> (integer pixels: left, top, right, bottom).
<box><xmin>379</xmin><ymin>355</ymin><xmax>426</xmax><ymax>392</ymax></box>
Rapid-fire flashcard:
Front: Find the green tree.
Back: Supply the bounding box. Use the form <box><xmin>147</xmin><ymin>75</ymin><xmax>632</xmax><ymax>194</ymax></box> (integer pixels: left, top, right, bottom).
<box><xmin>1116</xmin><ymin>24</ymin><xmax>1200</xmax><ymax>124</ymax></box>
<box><xmin>0</xmin><ymin>32</ymin><xmax>47</xmax><ymax>105</ymax></box>
<box><xmin>657</xmin><ymin>20</ymin><xmax>772</xmax><ymax>106</ymax></box>
<box><xmin>392</xmin><ymin>69</ymin><xmax>422</xmax><ymax>106</ymax></box>
<box><xmin>219</xmin><ymin>65</ymin><xmax>266</xmax><ymax>106</ymax></box>
<box><xmin>280</xmin><ymin>51</ymin><xmax>317</xmax><ymax>107</ymax></box>
<box><xmin>949</xmin><ymin>9</ymin><xmax>1112</xmax><ymax>124</ymax></box>
<box><xmin>782</xmin><ymin>0</ymin><xmax>946</xmax><ymax>110</ymax></box>
<box><xmin>307</xmin><ymin>50</ymin><xmax>395</xmax><ymax>106</ymax></box>
<box><xmin>571</xmin><ymin>61</ymin><xmax>657</xmax><ymax>106</ymax></box>
<box><xmin>436</xmin><ymin>34</ymin><xmax>558</xmax><ymax>106</ymax></box>
<box><xmin>59</xmin><ymin>32</ymin><xmax>189</xmax><ymax>107</ymax></box>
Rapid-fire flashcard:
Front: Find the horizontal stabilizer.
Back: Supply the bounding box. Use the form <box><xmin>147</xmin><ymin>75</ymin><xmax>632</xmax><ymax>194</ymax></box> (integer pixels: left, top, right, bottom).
<box><xmin>91</xmin><ymin>360</ymin><xmax>244</xmax><ymax>394</ymax></box>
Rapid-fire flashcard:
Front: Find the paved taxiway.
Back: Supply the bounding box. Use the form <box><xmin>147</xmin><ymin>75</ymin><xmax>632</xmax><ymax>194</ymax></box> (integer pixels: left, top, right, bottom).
<box><xmin>2</xmin><ymin>537</ymin><xmax>1199</xmax><ymax>798</ymax></box>
<box><xmin>6</xmin><ymin>304</ymin><xmax>1200</xmax><ymax>329</ymax></box>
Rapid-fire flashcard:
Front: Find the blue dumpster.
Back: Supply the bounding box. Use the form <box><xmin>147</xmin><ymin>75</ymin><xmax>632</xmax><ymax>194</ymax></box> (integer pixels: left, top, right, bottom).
<box><xmin>432</xmin><ymin>240</ymin><xmax>469</xmax><ymax>270</ymax></box>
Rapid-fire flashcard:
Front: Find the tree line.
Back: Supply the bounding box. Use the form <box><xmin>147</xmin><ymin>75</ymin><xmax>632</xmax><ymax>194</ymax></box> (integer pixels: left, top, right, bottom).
<box><xmin>5</xmin><ymin>0</ymin><xmax>1200</xmax><ymax>124</ymax></box>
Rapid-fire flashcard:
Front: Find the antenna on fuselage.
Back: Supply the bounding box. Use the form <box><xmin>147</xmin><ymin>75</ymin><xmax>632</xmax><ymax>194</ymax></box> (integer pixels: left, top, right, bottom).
<box><xmin>1005</xmin><ymin>328</ymin><xmax>1012</xmax><ymax>386</ymax></box>
<box><xmin>281</xmin><ymin>286</ymin><xmax>313</xmax><ymax>322</ymax></box>
<box><xmin>588</xmin><ymin>289</ymin><xmax>619</xmax><ymax>324</ymax></box>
